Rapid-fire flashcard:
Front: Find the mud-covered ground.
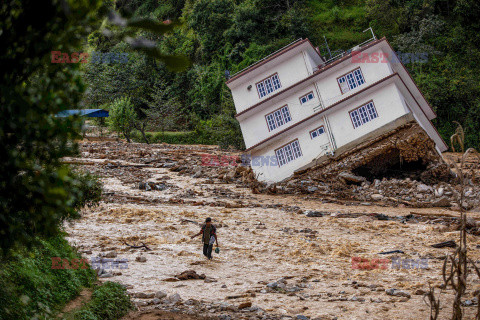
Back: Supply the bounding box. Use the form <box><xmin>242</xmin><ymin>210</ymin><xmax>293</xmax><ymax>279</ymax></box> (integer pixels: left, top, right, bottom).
<box><xmin>65</xmin><ymin>140</ymin><xmax>480</xmax><ymax>320</ymax></box>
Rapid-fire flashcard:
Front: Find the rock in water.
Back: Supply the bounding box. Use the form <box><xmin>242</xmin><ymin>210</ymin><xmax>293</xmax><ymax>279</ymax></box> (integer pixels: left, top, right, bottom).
<box><xmin>166</xmin><ymin>293</ymin><xmax>181</xmax><ymax>305</ymax></box>
<box><xmin>135</xmin><ymin>255</ymin><xmax>147</xmax><ymax>262</ymax></box>
<box><xmin>105</xmin><ymin>251</ymin><xmax>117</xmax><ymax>258</ymax></box>
<box><xmin>175</xmin><ymin>270</ymin><xmax>206</xmax><ymax>280</ymax></box>
<box><xmin>238</xmin><ymin>301</ymin><xmax>252</xmax><ymax>309</ymax></box>
<box><xmin>305</xmin><ymin>210</ymin><xmax>324</xmax><ymax>217</ymax></box>
<box><xmin>385</xmin><ymin>288</ymin><xmax>411</xmax><ymax>298</ymax></box>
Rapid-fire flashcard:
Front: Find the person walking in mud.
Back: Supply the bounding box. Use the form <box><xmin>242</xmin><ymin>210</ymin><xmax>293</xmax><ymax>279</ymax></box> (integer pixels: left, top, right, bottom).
<box><xmin>191</xmin><ymin>217</ymin><xmax>219</xmax><ymax>260</ymax></box>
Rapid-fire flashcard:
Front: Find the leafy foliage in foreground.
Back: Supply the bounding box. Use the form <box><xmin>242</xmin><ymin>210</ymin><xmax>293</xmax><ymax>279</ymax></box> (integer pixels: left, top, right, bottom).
<box><xmin>1</xmin><ymin>0</ymin><xmax>185</xmax><ymax>254</ymax></box>
<box><xmin>0</xmin><ymin>0</ymin><xmax>105</xmax><ymax>255</ymax></box>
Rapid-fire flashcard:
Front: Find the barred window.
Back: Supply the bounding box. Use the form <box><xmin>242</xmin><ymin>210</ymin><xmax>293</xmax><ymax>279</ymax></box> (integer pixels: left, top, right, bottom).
<box><xmin>265</xmin><ymin>105</ymin><xmax>291</xmax><ymax>131</ymax></box>
<box><xmin>310</xmin><ymin>126</ymin><xmax>325</xmax><ymax>139</ymax></box>
<box><xmin>257</xmin><ymin>74</ymin><xmax>282</xmax><ymax>98</ymax></box>
<box><xmin>338</xmin><ymin>68</ymin><xmax>365</xmax><ymax>94</ymax></box>
<box><xmin>349</xmin><ymin>101</ymin><xmax>378</xmax><ymax>128</ymax></box>
<box><xmin>275</xmin><ymin>140</ymin><xmax>302</xmax><ymax>166</ymax></box>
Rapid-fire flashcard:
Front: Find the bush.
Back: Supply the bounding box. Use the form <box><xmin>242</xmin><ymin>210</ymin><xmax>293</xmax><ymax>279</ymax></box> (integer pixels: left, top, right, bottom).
<box><xmin>194</xmin><ymin>114</ymin><xmax>245</xmax><ymax>150</ymax></box>
<box><xmin>108</xmin><ymin>97</ymin><xmax>137</xmax><ymax>142</ymax></box>
<box><xmin>132</xmin><ymin>114</ymin><xmax>246</xmax><ymax>150</ymax></box>
<box><xmin>71</xmin><ymin>170</ymin><xmax>103</xmax><ymax>210</ymax></box>
<box><xmin>132</xmin><ymin>131</ymin><xmax>202</xmax><ymax>145</ymax></box>
<box><xmin>0</xmin><ymin>235</ymin><xmax>96</xmax><ymax>320</ymax></box>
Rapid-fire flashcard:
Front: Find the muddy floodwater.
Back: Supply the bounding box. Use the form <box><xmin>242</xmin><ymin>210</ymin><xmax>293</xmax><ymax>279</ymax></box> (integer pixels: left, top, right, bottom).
<box><xmin>65</xmin><ymin>140</ymin><xmax>480</xmax><ymax>320</ymax></box>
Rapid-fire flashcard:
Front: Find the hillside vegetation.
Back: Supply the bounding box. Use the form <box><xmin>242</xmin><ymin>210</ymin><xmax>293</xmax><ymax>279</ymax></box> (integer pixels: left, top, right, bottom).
<box><xmin>83</xmin><ymin>0</ymin><xmax>480</xmax><ymax>148</ymax></box>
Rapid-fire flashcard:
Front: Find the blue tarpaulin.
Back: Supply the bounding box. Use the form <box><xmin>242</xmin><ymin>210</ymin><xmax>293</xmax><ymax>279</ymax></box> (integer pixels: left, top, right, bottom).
<box><xmin>56</xmin><ymin>109</ymin><xmax>109</xmax><ymax>118</ymax></box>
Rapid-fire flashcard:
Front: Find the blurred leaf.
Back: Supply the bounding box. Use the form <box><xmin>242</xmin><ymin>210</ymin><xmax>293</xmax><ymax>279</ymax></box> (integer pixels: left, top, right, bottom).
<box><xmin>127</xmin><ymin>18</ymin><xmax>178</xmax><ymax>34</ymax></box>
<box><xmin>107</xmin><ymin>10</ymin><xmax>127</xmax><ymax>27</ymax></box>
<box><xmin>137</xmin><ymin>48</ymin><xmax>191</xmax><ymax>72</ymax></box>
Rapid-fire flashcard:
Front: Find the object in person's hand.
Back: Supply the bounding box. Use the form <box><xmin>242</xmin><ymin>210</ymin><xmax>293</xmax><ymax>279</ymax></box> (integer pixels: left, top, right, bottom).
<box><xmin>215</xmin><ymin>247</ymin><xmax>220</xmax><ymax>254</ymax></box>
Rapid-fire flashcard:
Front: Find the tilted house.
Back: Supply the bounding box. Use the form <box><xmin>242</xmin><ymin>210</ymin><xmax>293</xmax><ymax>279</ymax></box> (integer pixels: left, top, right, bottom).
<box><xmin>226</xmin><ymin>37</ymin><xmax>447</xmax><ymax>183</ymax></box>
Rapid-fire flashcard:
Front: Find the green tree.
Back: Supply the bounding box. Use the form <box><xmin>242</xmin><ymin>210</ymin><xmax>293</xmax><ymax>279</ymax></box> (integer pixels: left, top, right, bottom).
<box><xmin>188</xmin><ymin>0</ymin><xmax>235</xmax><ymax>58</ymax></box>
<box><xmin>108</xmin><ymin>97</ymin><xmax>137</xmax><ymax>142</ymax></box>
<box><xmin>0</xmin><ymin>0</ymin><xmax>104</xmax><ymax>254</ymax></box>
<box><xmin>0</xmin><ymin>0</ymin><xmax>189</xmax><ymax>254</ymax></box>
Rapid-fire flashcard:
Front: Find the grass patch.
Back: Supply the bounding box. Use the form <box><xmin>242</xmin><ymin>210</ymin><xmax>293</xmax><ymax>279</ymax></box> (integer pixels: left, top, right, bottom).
<box><xmin>132</xmin><ymin>130</ymin><xmax>215</xmax><ymax>145</ymax></box>
<box><xmin>64</xmin><ymin>282</ymin><xmax>133</xmax><ymax>320</ymax></box>
<box><xmin>0</xmin><ymin>234</ymin><xmax>96</xmax><ymax>319</ymax></box>
<box><xmin>307</xmin><ymin>0</ymin><xmax>369</xmax><ymax>50</ymax></box>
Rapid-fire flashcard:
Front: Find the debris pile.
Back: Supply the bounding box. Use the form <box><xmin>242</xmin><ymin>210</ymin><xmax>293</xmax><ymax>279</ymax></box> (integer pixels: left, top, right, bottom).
<box><xmin>242</xmin><ymin>122</ymin><xmax>480</xmax><ymax>209</ymax></box>
<box><xmin>73</xmin><ymin>137</ymin><xmax>479</xmax><ymax>209</ymax></box>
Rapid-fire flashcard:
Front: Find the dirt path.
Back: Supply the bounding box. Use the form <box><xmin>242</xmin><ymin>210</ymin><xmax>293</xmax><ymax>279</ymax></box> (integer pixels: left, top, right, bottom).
<box><xmin>65</xmin><ymin>141</ymin><xmax>480</xmax><ymax>320</ymax></box>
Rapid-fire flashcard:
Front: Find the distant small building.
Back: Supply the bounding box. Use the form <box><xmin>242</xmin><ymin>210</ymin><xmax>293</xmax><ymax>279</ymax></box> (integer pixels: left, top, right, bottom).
<box><xmin>56</xmin><ymin>109</ymin><xmax>109</xmax><ymax>118</ymax></box>
<box><xmin>226</xmin><ymin>37</ymin><xmax>447</xmax><ymax>183</ymax></box>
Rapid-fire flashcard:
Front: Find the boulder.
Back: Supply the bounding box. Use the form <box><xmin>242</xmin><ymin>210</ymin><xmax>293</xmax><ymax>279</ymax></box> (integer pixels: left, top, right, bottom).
<box><xmin>134</xmin><ymin>292</ymin><xmax>155</xmax><ymax>299</ymax></box>
<box><xmin>417</xmin><ymin>184</ymin><xmax>432</xmax><ymax>193</ymax></box>
<box><xmin>466</xmin><ymin>217</ymin><xmax>477</xmax><ymax>229</ymax></box>
<box><xmin>305</xmin><ymin>211</ymin><xmax>324</xmax><ymax>217</ymax></box>
<box><xmin>370</xmin><ymin>194</ymin><xmax>384</xmax><ymax>201</ymax></box>
<box><xmin>339</xmin><ymin>171</ymin><xmax>366</xmax><ymax>184</ymax></box>
<box><xmin>155</xmin><ymin>291</ymin><xmax>167</xmax><ymax>299</ymax></box>
<box><xmin>165</xmin><ymin>293</ymin><xmax>181</xmax><ymax>305</ymax></box>
<box><xmin>435</xmin><ymin>187</ymin><xmax>444</xmax><ymax>197</ymax></box>
<box><xmin>175</xmin><ymin>270</ymin><xmax>206</xmax><ymax>280</ymax></box>
<box><xmin>238</xmin><ymin>301</ymin><xmax>252</xmax><ymax>309</ymax></box>
<box><xmin>135</xmin><ymin>255</ymin><xmax>147</xmax><ymax>262</ymax></box>
<box><xmin>385</xmin><ymin>288</ymin><xmax>410</xmax><ymax>298</ymax></box>
<box><xmin>99</xmin><ymin>272</ymin><xmax>113</xmax><ymax>278</ymax></box>
<box><xmin>432</xmin><ymin>197</ymin><xmax>451</xmax><ymax>207</ymax></box>
<box><xmin>104</xmin><ymin>251</ymin><xmax>117</xmax><ymax>258</ymax></box>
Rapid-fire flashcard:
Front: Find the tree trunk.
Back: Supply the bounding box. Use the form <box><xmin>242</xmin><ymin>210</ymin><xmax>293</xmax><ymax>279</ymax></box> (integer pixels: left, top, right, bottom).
<box><xmin>134</xmin><ymin>122</ymin><xmax>149</xmax><ymax>144</ymax></box>
<box><xmin>123</xmin><ymin>130</ymin><xmax>131</xmax><ymax>143</ymax></box>
<box><xmin>139</xmin><ymin>123</ymin><xmax>149</xmax><ymax>144</ymax></box>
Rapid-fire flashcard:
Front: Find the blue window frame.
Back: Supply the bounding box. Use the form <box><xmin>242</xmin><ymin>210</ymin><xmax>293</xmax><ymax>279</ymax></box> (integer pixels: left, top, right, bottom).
<box><xmin>257</xmin><ymin>73</ymin><xmax>282</xmax><ymax>98</ymax></box>
<box><xmin>349</xmin><ymin>101</ymin><xmax>378</xmax><ymax>128</ymax></box>
<box><xmin>300</xmin><ymin>92</ymin><xmax>315</xmax><ymax>104</ymax></box>
<box><xmin>265</xmin><ymin>105</ymin><xmax>291</xmax><ymax>131</ymax></box>
<box><xmin>275</xmin><ymin>139</ymin><xmax>302</xmax><ymax>166</ymax></box>
<box><xmin>337</xmin><ymin>68</ymin><xmax>365</xmax><ymax>94</ymax></box>
<box><xmin>310</xmin><ymin>126</ymin><xmax>325</xmax><ymax>139</ymax></box>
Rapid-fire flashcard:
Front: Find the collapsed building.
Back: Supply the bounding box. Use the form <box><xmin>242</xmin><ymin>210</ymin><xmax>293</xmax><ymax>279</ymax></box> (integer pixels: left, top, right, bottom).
<box><xmin>225</xmin><ymin>37</ymin><xmax>448</xmax><ymax>184</ymax></box>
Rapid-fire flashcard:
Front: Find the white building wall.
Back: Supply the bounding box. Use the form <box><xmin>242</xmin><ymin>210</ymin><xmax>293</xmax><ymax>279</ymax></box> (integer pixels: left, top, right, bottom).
<box><xmin>315</xmin><ymin>48</ymin><xmax>393</xmax><ymax>107</ymax></box>
<box><xmin>237</xmin><ymin>48</ymin><xmax>397</xmax><ymax>149</ymax></box>
<box><xmin>250</xmin><ymin>118</ymin><xmax>330</xmax><ymax>183</ymax></box>
<box><xmin>238</xmin><ymin>84</ymin><xmax>320</xmax><ymax>148</ymax></box>
<box><xmin>251</xmin><ymin>83</ymin><xmax>411</xmax><ymax>182</ymax></box>
<box><xmin>328</xmin><ymin>83</ymin><xmax>409</xmax><ymax>148</ymax></box>
<box><xmin>230</xmin><ymin>53</ymin><xmax>310</xmax><ymax>114</ymax></box>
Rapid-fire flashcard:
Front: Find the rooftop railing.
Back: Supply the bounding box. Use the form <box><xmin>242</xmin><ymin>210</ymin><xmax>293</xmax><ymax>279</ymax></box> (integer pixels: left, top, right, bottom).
<box><xmin>323</xmin><ymin>30</ymin><xmax>377</xmax><ymax>66</ymax></box>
